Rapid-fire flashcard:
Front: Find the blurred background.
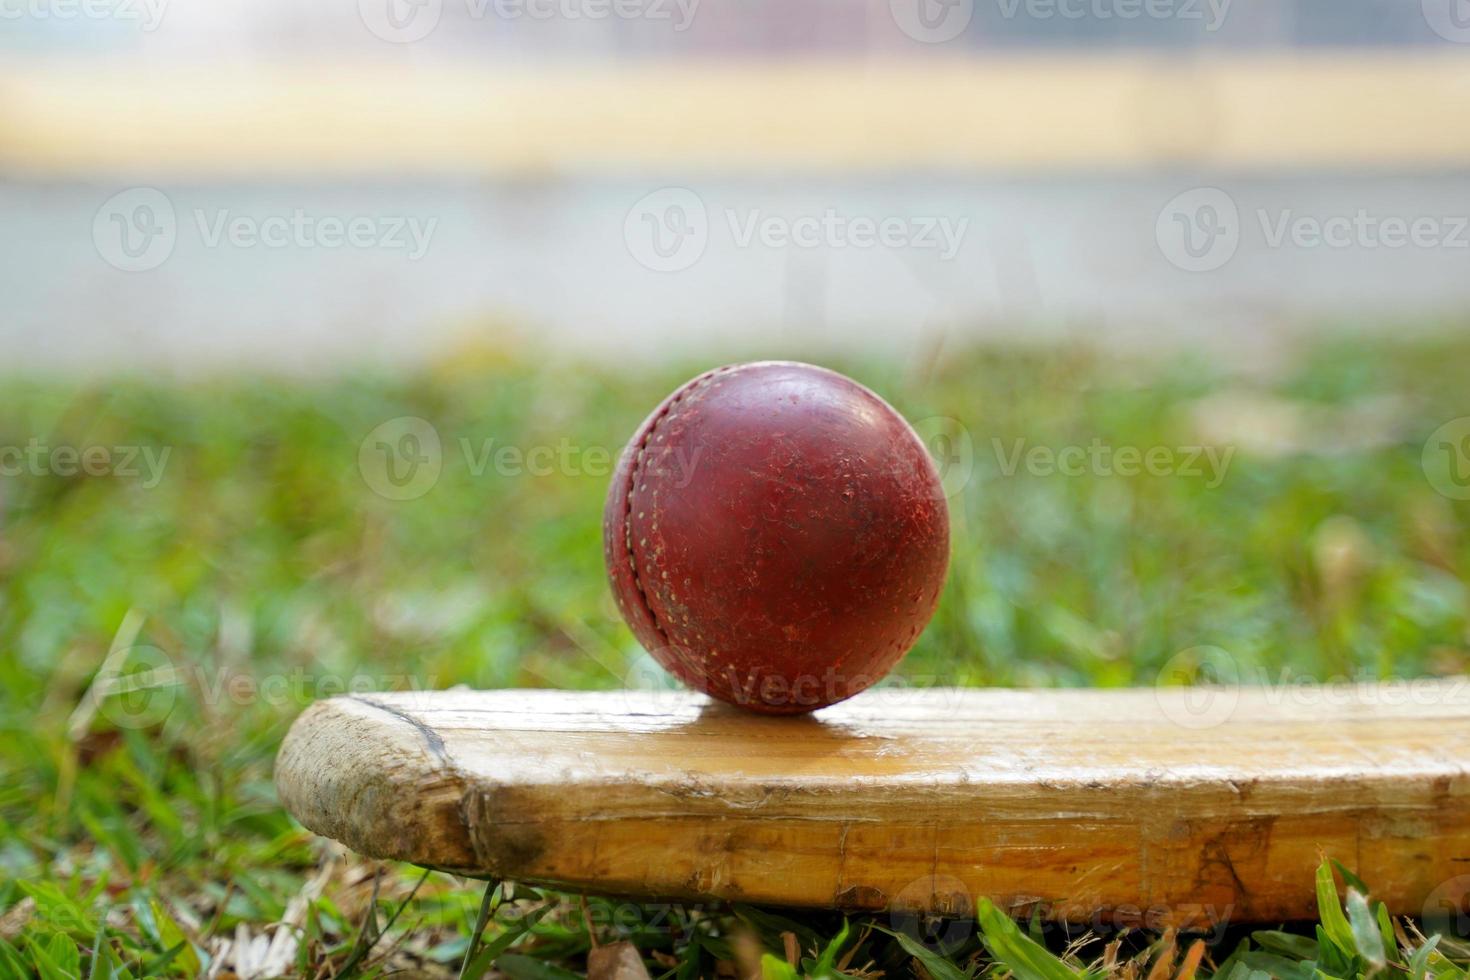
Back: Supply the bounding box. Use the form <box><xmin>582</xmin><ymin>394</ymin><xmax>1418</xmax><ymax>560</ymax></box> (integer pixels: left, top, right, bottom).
<box><xmin>7</xmin><ymin>2</ymin><xmax>1470</xmax><ymax>976</ymax></box>
<box><xmin>4</xmin><ymin>0</ymin><xmax>1470</xmax><ymax>371</ymax></box>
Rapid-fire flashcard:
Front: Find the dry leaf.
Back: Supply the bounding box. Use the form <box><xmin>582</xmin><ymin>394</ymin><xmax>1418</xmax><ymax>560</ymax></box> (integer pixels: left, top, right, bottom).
<box><xmin>587</xmin><ymin>941</ymin><xmax>653</xmax><ymax>980</ymax></box>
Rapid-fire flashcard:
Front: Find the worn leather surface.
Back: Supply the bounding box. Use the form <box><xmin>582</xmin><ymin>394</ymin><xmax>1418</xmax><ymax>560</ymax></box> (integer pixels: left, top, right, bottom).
<box><xmin>604</xmin><ymin>361</ymin><xmax>950</xmax><ymax>713</ymax></box>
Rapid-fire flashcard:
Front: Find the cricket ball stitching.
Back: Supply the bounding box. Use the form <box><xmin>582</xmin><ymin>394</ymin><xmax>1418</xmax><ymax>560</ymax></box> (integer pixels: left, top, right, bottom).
<box><xmin>621</xmin><ymin>364</ymin><xmax>738</xmax><ymax>653</ymax></box>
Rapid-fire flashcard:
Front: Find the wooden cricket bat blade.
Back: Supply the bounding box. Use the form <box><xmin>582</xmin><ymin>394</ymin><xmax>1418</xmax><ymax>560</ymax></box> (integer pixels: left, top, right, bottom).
<box><xmin>274</xmin><ymin>684</ymin><xmax>1470</xmax><ymax>926</ymax></box>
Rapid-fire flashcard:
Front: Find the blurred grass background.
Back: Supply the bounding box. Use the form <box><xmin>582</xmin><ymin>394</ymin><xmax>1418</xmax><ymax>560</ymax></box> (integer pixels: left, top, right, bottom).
<box><xmin>3</xmin><ymin>333</ymin><xmax>1470</xmax><ymax>975</ymax></box>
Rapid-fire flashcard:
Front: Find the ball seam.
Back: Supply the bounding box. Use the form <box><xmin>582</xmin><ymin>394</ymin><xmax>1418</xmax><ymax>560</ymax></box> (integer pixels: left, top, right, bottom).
<box><xmin>621</xmin><ymin>364</ymin><xmax>737</xmax><ymax>653</ymax></box>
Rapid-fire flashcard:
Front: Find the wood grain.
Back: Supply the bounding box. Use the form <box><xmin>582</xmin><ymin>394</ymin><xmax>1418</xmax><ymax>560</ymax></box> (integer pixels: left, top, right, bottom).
<box><xmin>275</xmin><ymin>684</ymin><xmax>1470</xmax><ymax>926</ymax></box>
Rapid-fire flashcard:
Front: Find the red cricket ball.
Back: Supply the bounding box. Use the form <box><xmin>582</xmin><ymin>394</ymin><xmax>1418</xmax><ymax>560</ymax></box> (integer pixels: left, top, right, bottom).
<box><xmin>603</xmin><ymin>361</ymin><xmax>950</xmax><ymax>714</ymax></box>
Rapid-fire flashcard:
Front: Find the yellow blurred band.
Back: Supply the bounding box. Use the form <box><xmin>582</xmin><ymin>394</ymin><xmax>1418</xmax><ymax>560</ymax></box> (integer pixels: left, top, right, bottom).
<box><xmin>4</xmin><ymin>53</ymin><xmax>1470</xmax><ymax>177</ymax></box>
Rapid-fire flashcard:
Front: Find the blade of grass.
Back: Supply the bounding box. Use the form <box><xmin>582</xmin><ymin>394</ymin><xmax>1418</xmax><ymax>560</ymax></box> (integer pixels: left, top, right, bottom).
<box><xmin>495</xmin><ymin>952</ymin><xmax>584</xmax><ymax>979</ymax></box>
<box><xmin>1315</xmin><ymin>861</ymin><xmax>1356</xmax><ymax>960</ymax></box>
<box><xmin>870</xmin><ymin>925</ymin><xmax>972</xmax><ymax>980</ymax></box>
<box><xmin>460</xmin><ymin>905</ymin><xmax>552</xmax><ymax>980</ymax></box>
<box><xmin>761</xmin><ymin>953</ymin><xmax>799</xmax><ymax>980</ymax></box>
<box><xmin>809</xmin><ymin>920</ymin><xmax>851</xmax><ymax>977</ymax></box>
<box><xmin>976</xmin><ymin>898</ymin><xmax>1086</xmax><ymax>980</ymax></box>
<box><xmin>1346</xmin><ymin>889</ymin><xmax>1387</xmax><ymax>971</ymax></box>
<box><xmin>1251</xmin><ymin>931</ymin><xmax>1318</xmax><ymax>961</ymax></box>
<box><xmin>458</xmin><ymin>879</ymin><xmax>502</xmax><ymax>980</ymax></box>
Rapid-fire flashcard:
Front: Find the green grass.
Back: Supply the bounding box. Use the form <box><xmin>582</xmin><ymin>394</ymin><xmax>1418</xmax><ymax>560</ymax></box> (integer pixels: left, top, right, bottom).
<box><xmin>3</xmin><ymin>335</ymin><xmax>1470</xmax><ymax>978</ymax></box>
